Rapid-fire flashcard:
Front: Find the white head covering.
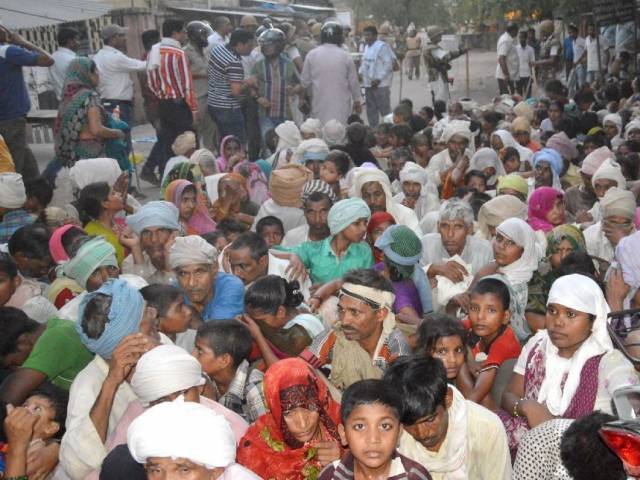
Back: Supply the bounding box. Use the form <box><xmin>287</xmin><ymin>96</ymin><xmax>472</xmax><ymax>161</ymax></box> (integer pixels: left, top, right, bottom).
<box><xmin>592</xmin><ymin>158</ymin><xmax>627</xmax><ymax>190</ymax></box>
<box><xmin>399</xmin><ymin>161</ymin><xmax>428</xmax><ymax>187</ymax></box>
<box><xmin>127</xmin><ymin>400</ymin><xmax>237</xmax><ymax>469</ymax></box>
<box><xmin>69</xmin><ymin>158</ymin><xmax>121</xmax><ymax>190</ymax></box>
<box><xmin>615</xmin><ymin>231</ymin><xmax>640</xmax><ymax>308</ymax></box>
<box><xmin>191</xmin><ymin>149</ymin><xmax>217</xmax><ymax>175</ymax></box>
<box><xmin>477</xmin><ymin>195</ymin><xmax>528</xmax><ymax>239</ymax></box>
<box><xmin>468</xmin><ymin>148</ymin><xmax>506</xmax><ymax>185</ymax></box>
<box><xmin>440</xmin><ymin>120</ymin><xmax>472</xmax><ymax>144</ymax></box>
<box><xmin>491</xmin><ymin>129</ymin><xmax>534</xmax><ymax>164</ymax></box>
<box><xmin>601</xmin><ymin>186</ymin><xmax>636</xmax><ymax>220</ymax></box>
<box><xmin>322</xmin><ymin>119</ymin><xmax>347</xmax><ymax>145</ymax></box>
<box><xmin>603</xmin><ymin>113</ymin><xmax>623</xmax><ymax>131</ymax></box>
<box><xmin>536</xmin><ymin>274</ymin><xmax>614</xmax><ymax>415</ymax></box>
<box><xmin>349</xmin><ymin>167</ymin><xmax>394</xmax><ymax>213</ymax></box>
<box><xmin>275</xmin><ymin>121</ymin><xmax>302</xmax><ymax>151</ymax></box>
<box><xmin>496</xmin><ymin>217</ymin><xmax>542</xmax><ymax>285</ymax></box>
<box><xmin>172</xmin><ymin>131</ymin><xmax>197</xmax><ymax>156</ymax></box>
<box><xmin>294</xmin><ymin>138</ymin><xmax>330</xmax><ymax>164</ymax></box>
<box><xmin>624</xmin><ymin>119</ymin><xmax>640</xmax><ymax>139</ymax></box>
<box><xmin>300</xmin><ymin>118</ymin><xmax>323</xmax><ymax>138</ymax></box>
<box><xmin>130</xmin><ymin>345</ymin><xmax>205</xmax><ymax>406</ymax></box>
<box><xmin>170</xmin><ymin>235</ymin><xmax>218</xmax><ymax>269</ymax></box>
<box><xmin>0</xmin><ymin>172</ymin><xmax>26</xmax><ymax>208</ymax></box>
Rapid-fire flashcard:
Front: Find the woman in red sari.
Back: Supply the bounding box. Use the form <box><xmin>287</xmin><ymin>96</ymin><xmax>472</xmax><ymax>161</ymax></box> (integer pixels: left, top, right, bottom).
<box><xmin>237</xmin><ymin>358</ymin><xmax>342</xmax><ymax>480</ymax></box>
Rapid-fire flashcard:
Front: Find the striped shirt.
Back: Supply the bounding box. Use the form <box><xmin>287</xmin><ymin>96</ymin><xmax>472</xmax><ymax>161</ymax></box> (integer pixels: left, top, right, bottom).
<box><xmin>319</xmin><ymin>451</ymin><xmax>433</xmax><ymax>480</ymax></box>
<box><xmin>147</xmin><ymin>39</ymin><xmax>197</xmax><ymax>112</ymax></box>
<box><xmin>208</xmin><ymin>43</ymin><xmax>245</xmax><ymax>109</ymax></box>
<box><xmin>252</xmin><ymin>54</ymin><xmax>298</xmax><ymax>118</ymax></box>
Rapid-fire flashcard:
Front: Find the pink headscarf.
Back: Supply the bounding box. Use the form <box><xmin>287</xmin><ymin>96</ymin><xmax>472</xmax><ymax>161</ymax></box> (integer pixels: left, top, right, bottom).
<box><xmin>49</xmin><ymin>224</ymin><xmax>85</xmax><ymax>264</ymax></box>
<box><xmin>528</xmin><ymin>187</ymin><xmax>564</xmax><ymax>233</ymax></box>
<box><xmin>216</xmin><ymin>136</ymin><xmax>243</xmax><ymax>173</ymax></box>
<box><xmin>164</xmin><ymin>179</ymin><xmax>217</xmax><ymax>236</ymax></box>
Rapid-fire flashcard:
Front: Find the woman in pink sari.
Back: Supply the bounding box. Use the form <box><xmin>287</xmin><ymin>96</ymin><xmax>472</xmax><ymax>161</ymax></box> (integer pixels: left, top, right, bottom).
<box><xmin>527</xmin><ymin>187</ymin><xmax>565</xmax><ymax>233</ymax></box>
<box><xmin>164</xmin><ymin>179</ymin><xmax>216</xmax><ymax>235</ymax></box>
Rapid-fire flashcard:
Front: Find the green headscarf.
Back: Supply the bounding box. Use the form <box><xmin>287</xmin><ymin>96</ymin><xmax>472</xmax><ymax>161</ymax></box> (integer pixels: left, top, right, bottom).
<box><xmin>160</xmin><ymin>161</ymin><xmax>204</xmax><ymax>197</ymax></box>
<box><xmin>546</xmin><ymin>224</ymin><xmax>586</xmax><ymax>257</ymax></box>
<box><xmin>63</xmin><ymin>236</ymin><xmax>118</xmax><ymax>289</ymax></box>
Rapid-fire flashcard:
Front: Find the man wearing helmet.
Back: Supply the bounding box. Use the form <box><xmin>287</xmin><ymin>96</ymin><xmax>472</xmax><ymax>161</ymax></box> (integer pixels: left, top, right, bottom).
<box><xmin>424</xmin><ymin>25</ymin><xmax>467</xmax><ymax>106</ymax></box>
<box><xmin>252</xmin><ymin>28</ymin><xmax>302</xmax><ymax>144</ymax></box>
<box><xmin>532</xmin><ymin>19</ymin><xmax>562</xmax><ymax>82</ymax></box>
<box><xmin>185</xmin><ymin>21</ymin><xmax>218</xmax><ymax>151</ymax></box>
<box><xmin>300</xmin><ymin>21</ymin><xmax>362</xmax><ymax>125</ymax></box>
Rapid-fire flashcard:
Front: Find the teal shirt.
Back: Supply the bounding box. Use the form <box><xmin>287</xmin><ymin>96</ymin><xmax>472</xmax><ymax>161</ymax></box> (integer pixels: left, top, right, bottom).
<box><xmin>293</xmin><ymin>237</ymin><xmax>374</xmax><ymax>284</ymax></box>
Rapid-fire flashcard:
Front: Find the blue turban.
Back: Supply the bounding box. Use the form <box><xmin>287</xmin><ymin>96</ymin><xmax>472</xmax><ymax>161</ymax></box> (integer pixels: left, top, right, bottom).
<box><xmin>76</xmin><ymin>279</ymin><xmax>145</xmax><ymax>359</ymax></box>
<box><xmin>126</xmin><ymin>201</ymin><xmax>180</xmax><ymax>235</ymax></box>
<box><xmin>327</xmin><ymin>198</ymin><xmax>371</xmax><ymax>236</ymax></box>
<box><xmin>374</xmin><ymin>225</ymin><xmax>433</xmax><ymax>313</ymax></box>
<box><xmin>533</xmin><ymin>148</ymin><xmax>563</xmax><ymax>176</ymax></box>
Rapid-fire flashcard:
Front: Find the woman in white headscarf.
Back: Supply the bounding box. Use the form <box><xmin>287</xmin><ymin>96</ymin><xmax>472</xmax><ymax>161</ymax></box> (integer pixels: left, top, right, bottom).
<box><xmin>476</xmin><ymin>218</ymin><xmax>543</xmax><ymax>342</ymax></box>
<box><xmin>468</xmin><ymin>147</ymin><xmax>506</xmax><ymax>189</ymax></box>
<box><xmin>603</xmin><ymin>113</ymin><xmax>624</xmax><ymax>150</ymax></box>
<box><xmin>587</xmin><ymin>157</ymin><xmax>627</xmax><ymax>223</ymax></box>
<box><xmin>425</xmin><ymin>120</ymin><xmax>473</xmax><ymax>187</ymax></box>
<box><xmin>490</xmin><ymin>130</ymin><xmax>534</xmax><ymax>170</ymax></box>
<box><xmin>500</xmin><ymin>274</ymin><xmax>638</xmax><ymax>452</ymax></box>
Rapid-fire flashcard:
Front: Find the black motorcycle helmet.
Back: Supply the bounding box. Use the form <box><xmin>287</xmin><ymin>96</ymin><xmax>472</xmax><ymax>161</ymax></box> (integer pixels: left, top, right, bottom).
<box><xmin>187</xmin><ymin>21</ymin><xmax>213</xmax><ymax>48</ymax></box>
<box><xmin>258</xmin><ymin>28</ymin><xmax>286</xmax><ymax>53</ymax></box>
<box><xmin>320</xmin><ymin>21</ymin><xmax>344</xmax><ymax>45</ymax></box>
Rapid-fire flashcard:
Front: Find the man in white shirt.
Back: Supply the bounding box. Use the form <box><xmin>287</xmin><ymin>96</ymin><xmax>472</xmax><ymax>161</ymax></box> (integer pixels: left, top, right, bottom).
<box><xmin>359</xmin><ymin>25</ymin><xmax>396</xmax><ymax>127</ymax></box>
<box><xmin>584</xmin><ymin>23</ymin><xmax>602</xmax><ymax>84</ymax></box>
<box><xmin>49</xmin><ymin>27</ymin><xmax>79</xmax><ymax>100</ymax></box>
<box><xmin>207</xmin><ymin>16</ymin><xmax>232</xmax><ymax>50</ymax></box>
<box><xmin>282</xmin><ymin>191</ymin><xmax>333</xmax><ymax>247</ymax></box>
<box><xmin>496</xmin><ymin>22</ymin><xmax>520</xmax><ymax>95</ymax></box>
<box><xmin>93</xmin><ymin>24</ymin><xmax>146</xmax><ymax>157</ymax></box>
<box><xmin>516</xmin><ymin>29</ymin><xmax>535</xmax><ymax>97</ymax></box>
<box><xmin>386</xmin><ymin>356</ymin><xmax>511</xmax><ymax>480</ymax></box>
<box><xmin>570</xmin><ymin>23</ymin><xmax>587</xmax><ymax>93</ymax></box>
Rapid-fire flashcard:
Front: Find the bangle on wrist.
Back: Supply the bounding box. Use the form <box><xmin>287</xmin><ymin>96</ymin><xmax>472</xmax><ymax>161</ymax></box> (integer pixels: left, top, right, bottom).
<box><xmin>513</xmin><ymin>397</ymin><xmax>525</xmax><ymax>417</ymax></box>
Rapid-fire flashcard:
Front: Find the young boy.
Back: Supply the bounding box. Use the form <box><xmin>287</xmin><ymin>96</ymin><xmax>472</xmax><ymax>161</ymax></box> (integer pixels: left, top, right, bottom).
<box><xmin>192</xmin><ymin>320</ymin><xmax>266</xmax><ymax>422</ymax></box>
<box><xmin>255</xmin><ymin>216</ymin><xmax>285</xmax><ymax>248</ymax></box>
<box><xmin>320</xmin><ymin>379</ymin><xmax>432</xmax><ymax>480</ymax></box>
<box><xmin>1</xmin><ymin>383</ymin><xmax>68</xmax><ymax>478</ymax></box>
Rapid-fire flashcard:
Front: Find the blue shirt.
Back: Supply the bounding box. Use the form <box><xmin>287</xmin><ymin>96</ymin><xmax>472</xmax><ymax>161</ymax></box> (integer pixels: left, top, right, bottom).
<box><xmin>185</xmin><ymin>271</ymin><xmax>244</xmax><ymax>321</ymax></box>
<box><xmin>0</xmin><ymin>209</ymin><xmax>34</xmax><ymax>244</ymax></box>
<box><xmin>0</xmin><ymin>44</ymin><xmax>39</xmax><ymax>121</ymax></box>
<box><xmin>563</xmin><ymin>37</ymin><xmax>574</xmax><ymax>61</ymax></box>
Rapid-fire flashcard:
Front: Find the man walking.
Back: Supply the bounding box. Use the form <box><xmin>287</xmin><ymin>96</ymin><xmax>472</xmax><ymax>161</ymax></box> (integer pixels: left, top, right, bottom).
<box><xmin>185</xmin><ymin>20</ymin><xmax>217</xmax><ymax>152</ymax></box>
<box><xmin>496</xmin><ymin>22</ymin><xmax>520</xmax><ymax>95</ymax></box>
<box><xmin>146</xmin><ymin>18</ymin><xmax>197</xmax><ymax>176</ymax></box>
<box><xmin>0</xmin><ymin>25</ymin><xmax>53</xmax><ymax>179</ymax></box>
<box><xmin>301</xmin><ymin>21</ymin><xmax>361</xmax><ymax>125</ymax></box>
<box><xmin>359</xmin><ymin>26</ymin><xmax>396</xmax><ymax>127</ymax></box>
<box><xmin>208</xmin><ymin>29</ymin><xmax>256</xmax><ymax>146</ymax></box>
<box><xmin>49</xmin><ymin>27</ymin><xmax>79</xmax><ymax>101</ymax></box>
<box><xmin>94</xmin><ymin>24</ymin><xmax>146</xmax><ymax>158</ymax></box>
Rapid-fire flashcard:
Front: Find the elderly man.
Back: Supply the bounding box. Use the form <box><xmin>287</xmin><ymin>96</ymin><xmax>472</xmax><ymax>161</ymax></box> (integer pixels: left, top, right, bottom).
<box><xmin>421</xmin><ymin>199</ymin><xmax>493</xmax><ymax>304</ymax></box>
<box><xmin>426</xmin><ymin>120</ymin><xmax>473</xmax><ymax>188</ymax></box>
<box><xmin>59</xmin><ymin>279</ymin><xmax>158</xmax><ymax>479</ymax></box>
<box><xmin>170</xmin><ymin>235</ymin><xmax>244</xmax><ymax>321</ymax></box>
<box><xmin>300</xmin><ymin>268</ymin><xmax>410</xmax><ymax>391</ymax></box>
<box><xmin>85</xmin><ymin>344</ymin><xmax>250</xmax><ymax>479</ymax></box>
<box><xmin>121</xmin><ymin>201</ymin><xmax>181</xmax><ymax>284</ymax></box>
<box><xmin>393</xmin><ymin>161</ymin><xmax>439</xmax><ymax>220</ymax></box>
<box><xmin>281</xmin><ymin>191</ymin><xmax>333</xmax><ymax>247</ymax></box>
<box><xmin>585</xmin><ymin>187</ymin><xmax>636</xmax><ymax>265</ymax></box>
<box><xmin>127</xmin><ymin>401</ymin><xmax>260</xmax><ymax>480</ymax></box>
<box><xmin>349</xmin><ymin>166</ymin><xmax>421</xmax><ymax>235</ymax></box>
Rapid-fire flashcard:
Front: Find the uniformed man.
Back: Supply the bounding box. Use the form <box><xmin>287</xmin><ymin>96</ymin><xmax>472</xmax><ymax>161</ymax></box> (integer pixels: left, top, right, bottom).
<box><xmin>424</xmin><ymin>26</ymin><xmax>467</xmax><ymax>106</ymax></box>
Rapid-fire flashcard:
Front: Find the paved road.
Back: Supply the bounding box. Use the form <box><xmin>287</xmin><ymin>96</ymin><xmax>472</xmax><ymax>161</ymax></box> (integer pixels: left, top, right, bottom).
<box><xmin>29</xmin><ymin>49</ymin><xmax>499</xmax><ymax>199</ymax></box>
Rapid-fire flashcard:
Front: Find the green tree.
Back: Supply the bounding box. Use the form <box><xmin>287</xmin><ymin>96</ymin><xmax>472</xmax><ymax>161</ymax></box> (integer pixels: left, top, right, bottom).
<box><xmin>349</xmin><ymin>0</ymin><xmax>451</xmax><ymax>29</ymax></box>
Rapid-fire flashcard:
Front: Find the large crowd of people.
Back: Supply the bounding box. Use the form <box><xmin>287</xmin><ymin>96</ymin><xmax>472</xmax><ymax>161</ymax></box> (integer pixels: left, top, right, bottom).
<box><xmin>0</xmin><ymin>11</ymin><xmax>640</xmax><ymax>480</ymax></box>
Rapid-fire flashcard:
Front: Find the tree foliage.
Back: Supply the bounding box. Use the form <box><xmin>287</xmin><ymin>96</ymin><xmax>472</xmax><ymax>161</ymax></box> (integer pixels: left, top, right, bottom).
<box><xmin>450</xmin><ymin>0</ymin><xmax>590</xmax><ymax>26</ymax></box>
<box><xmin>348</xmin><ymin>0</ymin><xmax>451</xmax><ymax>29</ymax></box>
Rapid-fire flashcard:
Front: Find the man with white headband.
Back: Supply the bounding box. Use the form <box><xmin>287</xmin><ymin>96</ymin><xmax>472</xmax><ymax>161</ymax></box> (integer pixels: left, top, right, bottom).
<box><xmin>170</xmin><ymin>235</ymin><xmax>244</xmax><ymax>321</ymax></box>
<box><xmin>127</xmin><ymin>401</ymin><xmax>260</xmax><ymax>479</ymax></box>
<box><xmin>300</xmin><ymin>268</ymin><xmax>409</xmax><ymax>390</ymax></box>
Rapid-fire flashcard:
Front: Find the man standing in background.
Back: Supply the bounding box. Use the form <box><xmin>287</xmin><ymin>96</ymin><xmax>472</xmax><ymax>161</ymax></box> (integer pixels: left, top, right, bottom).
<box><xmin>359</xmin><ymin>26</ymin><xmax>396</xmax><ymax>127</ymax></box>
<box><xmin>49</xmin><ymin>28</ymin><xmax>79</xmax><ymax>101</ymax></box>
<box><xmin>496</xmin><ymin>22</ymin><xmax>520</xmax><ymax>95</ymax></box>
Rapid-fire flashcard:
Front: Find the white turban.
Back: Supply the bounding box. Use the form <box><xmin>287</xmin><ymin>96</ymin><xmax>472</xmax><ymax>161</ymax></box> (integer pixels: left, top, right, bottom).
<box><xmin>130</xmin><ymin>345</ymin><xmax>205</xmax><ymax>406</ymax></box>
<box><xmin>601</xmin><ymin>186</ymin><xmax>637</xmax><ymax>220</ymax></box>
<box><xmin>468</xmin><ymin>147</ymin><xmax>506</xmax><ymax>185</ymax></box>
<box><xmin>625</xmin><ymin>119</ymin><xmax>640</xmax><ymax>139</ymax></box>
<box><xmin>294</xmin><ymin>138</ymin><xmax>330</xmax><ymax>164</ymax></box>
<box><xmin>172</xmin><ymin>131</ymin><xmax>197</xmax><ymax>156</ymax></box>
<box><xmin>603</xmin><ymin>113</ymin><xmax>622</xmax><ymax>130</ymax></box>
<box><xmin>127</xmin><ymin>400</ymin><xmax>236</xmax><ymax>469</ymax></box>
<box><xmin>349</xmin><ymin>167</ymin><xmax>394</xmax><ymax>213</ymax></box>
<box><xmin>170</xmin><ymin>235</ymin><xmax>218</xmax><ymax>269</ymax></box>
<box><xmin>0</xmin><ymin>172</ymin><xmax>26</xmax><ymax>208</ymax></box>
<box><xmin>399</xmin><ymin>162</ymin><xmax>428</xmax><ymax>186</ymax></box>
<box><xmin>440</xmin><ymin>120</ymin><xmax>472</xmax><ymax>143</ymax></box>
<box><xmin>275</xmin><ymin>121</ymin><xmax>302</xmax><ymax>151</ymax></box>
<box><xmin>69</xmin><ymin>158</ymin><xmax>121</xmax><ymax>190</ymax></box>
<box><xmin>592</xmin><ymin>158</ymin><xmax>627</xmax><ymax>190</ymax></box>
<box><xmin>300</xmin><ymin>118</ymin><xmax>323</xmax><ymax>138</ymax></box>
<box><xmin>322</xmin><ymin>119</ymin><xmax>347</xmax><ymax>146</ymax></box>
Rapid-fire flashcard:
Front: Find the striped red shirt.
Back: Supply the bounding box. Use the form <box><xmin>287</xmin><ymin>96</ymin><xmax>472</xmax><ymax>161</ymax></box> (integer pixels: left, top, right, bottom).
<box><xmin>147</xmin><ymin>42</ymin><xmax>197</xmax><ymax>112</ymax></box>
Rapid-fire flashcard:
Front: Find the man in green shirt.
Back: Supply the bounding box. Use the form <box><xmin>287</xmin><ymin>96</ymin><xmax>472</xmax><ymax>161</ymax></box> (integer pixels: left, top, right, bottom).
<box><xmin>0</xmin><ymin>306</ymin><xmax>93</xmax><ymax>406</ymax></box>
<box><xmin>290</xmin><ymin>197</ymin><xmax>374</xmax><ymax>285</ymax></box>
